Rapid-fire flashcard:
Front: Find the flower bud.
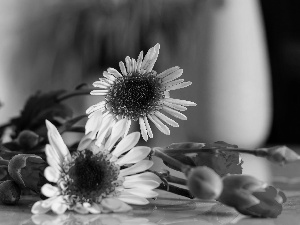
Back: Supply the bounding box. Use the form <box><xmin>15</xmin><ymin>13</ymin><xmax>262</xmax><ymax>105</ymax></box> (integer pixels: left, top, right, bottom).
<box><xmin>0</xmin><ymin>166</ymin><xmax>8</xmax><ymax>180</ymax></box>
<box><xmin>262</xmin><ymin>146</ymin><xmax>300</xmax><ymax>165</ymax></box>
<box><xmin>8</xmin><ymin>154</ymin><xmax>48</xmax><ymax>194</ymax></box>
<box><xmin>17</xmin><ymin>130</ymin><xmax>40</xmax><ymax>150</ymax></box>
<box><xmin>217</xmin><ymin>174</ymin><xmax>286</xmax><ymax>218</ymax></box>
<box><xmin>0</xmin><ymin>180</ymin><xmax>21</xmax><ymax>205</ymax></box>
<box><xmin>186</xmin><ymin>166</ymin><xmax>223</xmax><ymax>200</ymax></box>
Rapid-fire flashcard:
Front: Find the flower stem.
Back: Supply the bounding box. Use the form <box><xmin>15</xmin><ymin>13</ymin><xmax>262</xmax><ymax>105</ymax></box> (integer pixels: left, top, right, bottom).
<box><xmin>0</xmin><ymin>159</ymin><xmax>9</xmax><ymax>166</ymax></box>
<box><xmin>58</xmin><ymin>115</ymin><xmax>87</xmax><ymax>134</ymax></box>
<box><xmin>166</xmin><ymin>175</ymin><xmax>187</xmax><ymax>185</ymax></box>
<box><xmin>151</xmin><ymin>147</ymin><xmax>191</xmax><ymax>175</ymax></box>
<box><xmin>151</xmin><ymin>170</ymin><xmax>187</xmax><ymax>186</ymax></box>
<box><xmin>157</xmin><ymin>183</ymin><xmax>194</xmax><ymax>199</ymax></box>
<box><xmin>56</xmin><ymin>88</ymin><xmax>94</xmax><ymax>102</ymax></box>
<box><xmin>159</xmin><ymin>147</ymin><xmax>267</xmax><ymax>157</ymax></box>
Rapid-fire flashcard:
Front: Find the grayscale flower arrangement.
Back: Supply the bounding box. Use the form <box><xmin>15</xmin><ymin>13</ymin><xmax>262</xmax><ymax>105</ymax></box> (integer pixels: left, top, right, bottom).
<box><xmin>0</xmin><ymin>44</ymin><xmax>297</xmax><ymax>218</ymax></box>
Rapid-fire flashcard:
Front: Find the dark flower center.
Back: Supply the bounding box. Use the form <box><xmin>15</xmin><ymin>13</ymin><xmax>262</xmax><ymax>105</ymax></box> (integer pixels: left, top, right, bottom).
<box><xmin>63</xmin><ymin>150</ymin><xmax>120</xmax><ymax>203</ymax></box>
<box><xmin>70</xmin><ymin>154</ymin><xmax>103</xmax><ymax>190</ymax></box>
<box><xmin>106</xmin><ymin>72</ymin><xmax>164</xmax><ymax>120</ymax></box>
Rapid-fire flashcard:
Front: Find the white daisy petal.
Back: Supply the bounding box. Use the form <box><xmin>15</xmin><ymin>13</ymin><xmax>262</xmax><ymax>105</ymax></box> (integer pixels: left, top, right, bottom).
<box><xmin>136</xmin><ymin>51</ymin><xmax>143</xmax><ymax>72</ymax></box>
<box><xmin>84</xmin><ymin>202</ymin><xmax>102</xmax><ymax>214</ymax></box>
<box><xmin>95</xmin><ymin>78</ymin><xmax>111</xmax><ymax>86</ymax></box>
<box><xmin>119</xmin><ymin>61</ymin><xmax>127</xmax><ymax>76</ymax></box>
<box><xmin>103</xmin><ymin>71</ymin><xmax>116</xmax><ymax>81</ymax></box>
<box><xmin>166</xmin><ymin>81</ymin><xmax>192</xmax><ymax>91</ymax></box>
<box><xmin>116</xmin><ymin>146</ymin><xmax>151</xmax><ymax>166</ymax></box>
<box><xmin>117</xmin><ymin>194</ymin><xmax>149</xmax><ymax>205</ymax></box>
<box><xmin>46</xmin><ymin>120</ymin><xmax>71</xmax><ymax>162</ymax></box>
<box><xmin>139</xmin><ymin>117</ymin><xmax>148</xmax><ymax>141</ymax></box>
<box><xmin>141</xmin><ymin>47</ymin><xmax>154</xmax><ymax>69</ymax></box>
<box><xmin>101</xmin><ymin>198</ymin><xmax>123</xmax><ymax>211</ymax></box>
<box><xmin>83</xmin><ymin>202</ymin><xmax>91</xmax><ymax>208</ymax></box>
<box><xmin>113</xmin><ymin>202</ymin><xmax>132</xmax><ymax>212</ymax></box>
<box><xmin>101</xmin><ymin>77</ymin><xmax>114</xmax><ymax>85</ymax></box>
<box><xmin>31</xmin><ymin>201</ymin><xmax>51</xmax><ymax>214</ymax></box>
<box><xmin>92</xmin><ymin>84</ymin><xmax>109</xmax><ymax>89</ymax></box>
<box><xmin>123</xmin><ymin>180</ymin><xmax>160</xmax><ymax>189</ymax></box>
<box><xmin>147</xmin><ymin>114</ymin><xmax>170</xmax><ymax>135</ymax></box>
<box><xmin>163</xmin><ymin>101</ymin><xmax>187</xmax><ymax>111</ymax></box>
<box><xmin>131</xmin><ymin>58</ymin><xmax>137</xmax><ymax>72</ymax></box>
<box><xmin>112</xmin><ymin>132</ymin><xmax>140</xmax><ymax>157</ymax></box>
<box><xmin>95</xmin><ymin>114</ymin><xmax>115</xmax><ymax>146</ymax></box>
<box><xmin>41</xmin><ymin>196</ymin><xmax>62</xmax><ymax>208</ymax></box>
<box><xmin>77</xmin><ymin>133</ymin><xmax>93</xmax><ymax>151</ymax></box>
<box><xmin>85</xmin><ymin>110</ymin><xmax>103</xmax><ymax>134</ymax></box>
<box><xmin>92</xmin><ymin>80</ymin><xmax>111</xmax><ymax>88</ymax></box>
<box><xmin>142</xmin><ymin>44</ymin><xmax>159</xmax><ymax>71</ymax></box>
<box><xmin>143</xmin><ymin>116</ymin><xmax>153</xmax><ymax>138</ymax></box>
<box><xmin>115</xmin><ymin>186</ymin><xmax>125</xmax><ymax>192</ymax></box>
<box><xmin>86</xmin><ymin>102</ymin><xmax>106</xmax><ymax>115</ymax></box>
<box><xmin>125</xmin><ymin>56</ymin><xmax>132</xmax><ymax>74</ymax></box>
<box><xmin>44</xmin><ymin>166</ymin><xmax>60</xmax><ymax>183</ymax></box>
<box><xmin>155</xmin><ymin>111</ymin><xmax>179</xmax><ymax>127</ymax></box>
<box><xmin>90</xmin><ymin>90</ymin><xmax>109</xmax><ymax>95</ymax></box>
<box><xmin>47</xmin><ymin>132</ymin><xmax>71</xmax><ymax>163</ymax></box>
<box><xmin>161</xmin><ymin>69</ymin><xmax>183</xmax><ymax>83</ymax></box>
<box><xmin>107</xmin><ymin>67</ymin><xmax>122</xmax><ymax>78</ymax></box>
<box><xmin>123</xmin><ymin>189</ymin><xmax>158</xmax><ymax>198</ymax></box>
<box><xmin>144</xmin><ymin>43</ymin><xmax>160</xmax><ymax>72</ymax></box>
<box><xmin>105</xmin><ymin>118</ymin><xmax>128</xmax><ymax>151</ymax></box>
<box><xmin>51</xmin><ymin>202</ymin><xmax>68</xmax><ymax>215</ymax></box>
<box><xmin>45</xmin><ymin>145</ymin><xmax>62</xmax><ymax>172</ymax></box>
<box><xmin>41</xmin><ymin>184</ymin><xmax>59</xmax><ymax>198</ymax></box>
<box><xmin>125</xmin><ymin>172</ymin><xmax>161</xmax><ymax>184</ymax></box>
<box><xmin>162</xmin><ymin>79</ymin><xmax>184</xmax><ymax>88</ymax></box>
<box><xmin>162</xmin><ymin>106</ymin><xmax>187</xmax><ymax>120</ymax></box>
<box><xmin>157</xmin><ymin>66</ymin><xmax>180</xmax><ymax>79</ymax></box>
<box><xmin>99</xmin><ymin>77</ymin><xmax>112</xmax><ymax>83</ymax></box>
<box><xmin>73</xmin><ymin>203</ymin><xmax>89</xmax><ymax>214</ymax></box>
<box><xmin>123</xmin><ymin>119</ymin><xmax>131</xmax><ymax>138</ymax></box>
<box><xmin>79</xmin><ymin>134</ymin><xmax>95</xmax><ymax>150</ymax></box>
<box><xmin>119</xmin><ymin>160</ymin><xmax>153</xmax><ymax>177</ymax></box>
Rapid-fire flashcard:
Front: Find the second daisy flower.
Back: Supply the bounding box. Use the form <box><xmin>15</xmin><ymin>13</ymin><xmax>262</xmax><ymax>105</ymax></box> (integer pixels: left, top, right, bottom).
<box><xmin>87</xmin><ymin>43</ymin><xmax>196</xmax><ymax>141</ymax></box>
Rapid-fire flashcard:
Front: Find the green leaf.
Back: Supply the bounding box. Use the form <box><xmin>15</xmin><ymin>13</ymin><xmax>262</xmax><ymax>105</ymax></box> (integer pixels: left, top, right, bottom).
<box><xmin>10</xmin><ymin>90</ymin><xmax>73</xmax><ymax>138</ymax></box>
<box><xmin>192</xmin><ymin>151</ymin><xmax>243</xmax><ymax>177</ymax></box>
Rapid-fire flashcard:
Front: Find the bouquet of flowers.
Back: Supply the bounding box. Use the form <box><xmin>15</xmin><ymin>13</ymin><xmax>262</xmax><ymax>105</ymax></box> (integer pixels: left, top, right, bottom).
<box><xmin>0</xmin><ymin>44</ymin><xmax>296</xmax><ymax>218</ymax></box>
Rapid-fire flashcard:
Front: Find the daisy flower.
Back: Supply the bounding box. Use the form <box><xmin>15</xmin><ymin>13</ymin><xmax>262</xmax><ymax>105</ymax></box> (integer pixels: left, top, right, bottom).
<box><xmin>31</xmin><ymin>119</ymin><xmax>161</xmax><ymax>214</ymax></box>
<box><xmin>86</xmin><ymin>43</ymin><xmax>196</xmax><ymax>141</ymax></box>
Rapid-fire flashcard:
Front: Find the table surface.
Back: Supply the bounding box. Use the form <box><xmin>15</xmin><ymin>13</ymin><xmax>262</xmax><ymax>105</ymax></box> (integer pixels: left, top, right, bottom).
<box><xmin>1</xmin><ymin>163</ymin><xmax>300</xmax><ymax>225</ymax></box>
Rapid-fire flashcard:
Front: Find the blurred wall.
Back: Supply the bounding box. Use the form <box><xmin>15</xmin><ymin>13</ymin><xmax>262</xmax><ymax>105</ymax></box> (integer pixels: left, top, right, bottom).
<box><xmin>0</xmin><ymin>0</ymin><xmax>274</xmax><ymax>181</ymax></box>
<box><xmin>0</xmin><ymin>0</ymin><xmax>272</xmax><ymax>149</ymax></box>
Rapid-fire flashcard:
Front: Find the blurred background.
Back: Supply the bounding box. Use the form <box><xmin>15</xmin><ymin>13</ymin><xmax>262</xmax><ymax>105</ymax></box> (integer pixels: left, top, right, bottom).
<box><xmin>0</xmin><ymin>0</ymin><xmax>300</xmax><ymax>179</ymax></box>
